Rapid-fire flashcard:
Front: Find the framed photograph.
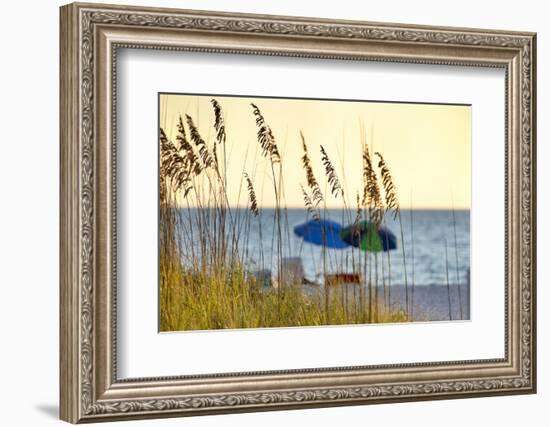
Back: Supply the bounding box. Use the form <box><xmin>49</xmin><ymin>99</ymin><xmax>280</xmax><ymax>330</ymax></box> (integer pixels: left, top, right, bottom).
<box><xmin>60</xmin><ymin>2</ymin><xmax>537</xmax><ymax>423</ymax></box>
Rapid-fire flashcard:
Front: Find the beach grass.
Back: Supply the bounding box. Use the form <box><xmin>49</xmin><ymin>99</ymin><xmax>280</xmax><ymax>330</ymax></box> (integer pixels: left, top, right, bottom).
<box><xmin>160</xmin><ymin>253</ymin><xmax>409</xmax><ymax>332</ymax></box>
<box><xmin>159</xmin><ymin>98</ymin><xmax>420</xmax><ymax>331</ymax></box>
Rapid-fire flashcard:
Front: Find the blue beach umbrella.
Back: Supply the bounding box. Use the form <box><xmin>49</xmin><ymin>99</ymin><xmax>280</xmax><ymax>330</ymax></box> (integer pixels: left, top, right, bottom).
<box><xmin>340</xmin><ymin>221</ymin><xmax>397</xmax><ymax>252</ymax></box>
<box><xmin>293</xmin><ymin>219</ymin><xmax>350</xmax><ymax>249</ymax></box>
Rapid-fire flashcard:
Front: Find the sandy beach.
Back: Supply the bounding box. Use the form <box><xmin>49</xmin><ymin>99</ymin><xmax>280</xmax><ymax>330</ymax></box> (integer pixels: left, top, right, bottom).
<box><xmin>386</xmin><ymin>284</ymin><xmax>470</xmax><ymax>321</ymax></box>
<box><xmin>299</xmin><ymin>283</ymin><xmax>470</xmax><ymax>322</ymax></box>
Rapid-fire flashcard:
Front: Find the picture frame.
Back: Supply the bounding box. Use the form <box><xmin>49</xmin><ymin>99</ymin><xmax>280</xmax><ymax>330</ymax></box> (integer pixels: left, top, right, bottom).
<box><xmin>59</xmin><ymin>2</ymin><xmax>536</xmax><ymax>423</ymax></box>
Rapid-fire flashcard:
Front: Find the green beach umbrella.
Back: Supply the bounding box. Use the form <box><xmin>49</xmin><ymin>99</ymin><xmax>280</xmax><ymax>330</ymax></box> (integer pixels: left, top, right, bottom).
<box><xmin>340</xmin><ymin>221</ymin><xmax>398</xmax><ymax>252</ymax></box>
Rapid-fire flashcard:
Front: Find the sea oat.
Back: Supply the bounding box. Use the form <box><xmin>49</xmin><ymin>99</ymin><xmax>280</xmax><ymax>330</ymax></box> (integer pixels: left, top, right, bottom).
<box><xmin>354</xmin><ymin>190</ymin><xmax>362</xmax><ymax>225</ymax></box>
<box><xmin>300</xmin><ymin>184</ymin><xmax>320</xmax><ymax>222</ymax></box>
<box><xmin>176</xmin><ymin>115</ymin><xmax>202</xmax><ymax>176</ymax></box>
<box><xmin>210</xmin><ymin>98</ymin><xmax>226</xmax><ymax>145</ymax></box>
<box><xmin>375</xmin><ymin>152</ymin><xmax>399</xmax><ymax>220</ymax></box>
<box><xmin>159</xmin><ymin>127</ymin><xmax>194</xmax><ymax>197</ymax></box>
<box><xmin>300</xmin><ymin>131</ymin><xmax>323</xmax><ymax>206</ymax></box>
<box><xmin>244</xmin><ymin>172</ymin><xmax>259</xmax><ymax>216</ymax></box>
<box><xmin>320</xmin><ymin>145</ymin><xmax>344</xmax><ymax>198</ymax></box>
<box><xmin>210</xmin><ymin>99</ymin><xmax>226</xmax><ymax>169</ymax></box>
<box><xmin>186</xmin><ymin>114</ymin><xmax>214</xmax><ymax>169</ymax></box>
<box><xmin>361</xmin><ymin>144</ymin><xmax>383</xmax><ymax>226</ymax></box>
<box><xmin>250</xmin><ymin>103</ymin><xmax>281</xmax><ymax>163</ymax></box>
<box><xmin>175</xmin><ymin>115</ymin><xmax>189</xmax><ymax>149</ymax></box>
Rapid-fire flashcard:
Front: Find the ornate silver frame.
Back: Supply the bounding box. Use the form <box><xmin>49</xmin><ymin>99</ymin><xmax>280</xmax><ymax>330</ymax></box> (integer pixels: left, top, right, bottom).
<box><xmin>60</xmin><ymin>2</ymin><xmax>537</xmax><ymax>423</ymax></box>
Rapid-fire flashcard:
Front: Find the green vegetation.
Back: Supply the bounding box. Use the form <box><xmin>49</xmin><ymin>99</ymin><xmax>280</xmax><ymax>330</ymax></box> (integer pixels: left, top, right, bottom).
<box><xmin>160</xmin><ymin>256</ymin><xmax>408</xmax><ymax>331</ymax></box>
<box><xmin>159</xmin><ymin>98</ymin><xmax>415</xmax><ymax>332</ymax></box>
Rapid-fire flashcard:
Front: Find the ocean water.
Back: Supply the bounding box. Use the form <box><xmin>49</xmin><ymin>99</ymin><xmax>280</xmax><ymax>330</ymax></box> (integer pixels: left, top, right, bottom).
<box><xmin>174</xmin><ymin>208</ymin><xmax>470</xmax><ymax>288</ymax></box>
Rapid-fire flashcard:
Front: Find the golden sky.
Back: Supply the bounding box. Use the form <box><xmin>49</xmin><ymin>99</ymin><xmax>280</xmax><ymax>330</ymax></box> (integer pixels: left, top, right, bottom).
<box><xmin>160</xmin><ymin>94</ymin><xmax>471</xmax><ymax>210</ymax></box>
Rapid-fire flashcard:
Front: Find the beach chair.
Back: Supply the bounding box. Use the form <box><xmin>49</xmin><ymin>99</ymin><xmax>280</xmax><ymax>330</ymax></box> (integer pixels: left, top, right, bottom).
<box><xmin>248</xmin><ymin>269</ymin><xmax>273</xmax><ymax>288</ymax></box>
<box><xmin>325</xmin><ymin>273</ymin><xmax>362</xmax><ymax>286</ymax></box>
<box><xmin>279</xmin><ymin>257</ymin><xmax>304</xmax><ymax>288</ymax></box>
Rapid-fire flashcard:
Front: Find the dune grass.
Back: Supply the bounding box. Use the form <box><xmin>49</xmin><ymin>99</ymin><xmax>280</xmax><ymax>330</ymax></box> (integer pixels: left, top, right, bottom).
<box><xmin>160</xmin><ymin>256</ymin><xmax>408</xmax><ymax>332</ymax></box>
<box><xmin>159</xmin><ymin>98</ymin><xmax>418</xmax><ymax>332</ymax></box>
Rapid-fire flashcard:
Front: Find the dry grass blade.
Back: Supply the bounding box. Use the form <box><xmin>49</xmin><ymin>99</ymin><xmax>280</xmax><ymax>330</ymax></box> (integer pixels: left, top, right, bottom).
<box><xmin>375</xmin><ymin>152</ymin><xmax>400</xmax><ymax>220</ymax></box>
<box><xmin>250</xmin><ymin>103</ymin><xmax>280</xmax><ymax>163</ymax></box>
<box><xmin>244</xmin><ymin>172</ymin><xmax>259</xmax><ymax>216</ymax></box>
<box><xmin>300</xmin><ymin>131</ymin><xmax>323</xmax><ymax>206</ymax></box>
<box><xmin>354</xmin><ymin>191</ymin><xmax>362</xmax><ymax>225</ymax></box>
<box><xmin>186</xmin><ymin>114</ymin><xmax>214</xmax><ymax>169</ymax></box>
<box><xmin>300</xmin><ymin>184</ymin><xmax>320</xmax><ymax>222</ymax></box>
<box><xmin>159</xmin><ymin>127</ymin><xmax>171</xmax><ymax>153</ymax></box>
<box><xmin>320</xmin><ymin>145</ymin><xmax>344</xmax><ymax>198</ymax></box>
<box><xmin>210</xmin><ymin>99</ymin><xmax>226</xmax><ymax>169</ymax></box>
<box><xmin>159</xmin><ymin>127</ymin><xmax>194</xmax><ymax>197</ymax></box>
<box><xmin>176</xmin><ymin>116</ymin><xmax>202</xmax><ymax>176</ymax></box>
<box><xmin>210</xmin><ymin>98</ymin><xmax>226</xmax><ymax>145</ymax></box>
<box><xmin>361</xmin><ymin>144</ymin><xmax>383</xmax><ymax>225</ymax></box>
<box><xmin>176</xmin><ymin>115</ymin><xmax>189</xmax><ymax>149</ymax></box>
<box><xmin>159</xmin><ymin>128</ymin><xmax>171</xmax><ymax>202</ymax></box>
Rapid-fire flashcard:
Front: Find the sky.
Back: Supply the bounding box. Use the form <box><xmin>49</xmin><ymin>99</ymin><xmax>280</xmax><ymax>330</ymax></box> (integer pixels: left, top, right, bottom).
<box><xmin>159</xmin><ymin>93</ymin><xmax>471</xmax><ymax>210</ymax></box>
